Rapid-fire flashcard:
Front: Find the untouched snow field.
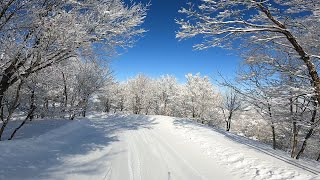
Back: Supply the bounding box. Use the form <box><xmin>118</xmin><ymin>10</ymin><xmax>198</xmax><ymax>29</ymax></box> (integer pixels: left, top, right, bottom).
<box><xmin>0</xmin><ymin>114</ymin><xmax>319</xmax><ymax>180</ymax></box>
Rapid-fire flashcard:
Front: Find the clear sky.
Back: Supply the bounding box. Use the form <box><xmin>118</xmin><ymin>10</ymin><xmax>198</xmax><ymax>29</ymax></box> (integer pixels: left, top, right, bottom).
<box><xmin>111</xmin><ymin>0</ymin><xmax>242</xmax><ymax>83</ymax></box>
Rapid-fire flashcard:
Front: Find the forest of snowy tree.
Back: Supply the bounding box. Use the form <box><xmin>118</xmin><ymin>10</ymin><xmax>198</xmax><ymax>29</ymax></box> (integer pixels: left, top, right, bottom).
<box><xmin>0</xmin><ymin>0</ymin><xmax>147</xmax><ymax>139</ymax></box>
<box><xmin>0</xmin><ymin>0</ymin><xmax>320</xmax><ymax>165</ymax></box>
<box><xmin>94</xmin><ymin>73</ymin><xmax>320</xmax><ymax>161</ymax></box>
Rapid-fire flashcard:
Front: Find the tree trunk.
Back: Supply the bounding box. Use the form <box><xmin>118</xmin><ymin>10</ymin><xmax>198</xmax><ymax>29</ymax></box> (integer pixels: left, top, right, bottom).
<box><xmin>61</xmin><ymin>71</ymin><xmax>68</xmax><ymax>116</ymax></box>
<box><xmin>82</xmin><ymin>97</ymin><xmax>88</xmax><ymax>117</ymax></box>
<box><xmin>82</xmin><ymin>109</ymin><xmax>86</xmax><ymax>117</ymax></box>
<box><xmin>104</xmin><ymin>99</ymin><xmax>110</xmax><ymax>113</ymax></box>
<box><xmin>0</xmin><ymin>120</ymin><xmax>9</xmax><ymax>140</ymax></box>
<box><xmin>295</xmin><ymin>129</ymin><xmax>313</xmax><ymax>159</ymax></box>
<box><xmin>120</xmin><ymin>101</ymin><xmax>124</xmax><ymax>111</ymax></box>
<box><xmin>291</xmin><ymin>121</ymin><xmax>298</xmax><ymax>157</ymax></box>
<box><xmin>0</xmin><ymin>66</ymin><xmax>14</xmax><ymax>111</ymax></box>
<box><xmin>267</xmin><ymin>104</ymin><xmax>276</xmax><ymax>150</ymax></box>
<box><xmin>289</xmin><ymin>97</ymin><xmax>297</xmax><ymax>157</ymax></box>
<box><xmin>226</xmin><ymin>112</ymin><xmax>232</xmax><ymax>131</ymax></box>
<box><xmin>44</xmin><ymin>99</ymin><xmax>49</xmax><ymax>111</ymax></box>
<box><xmin>271</xmin><ymin>124</ymin><xmax>276</xmax><ymax>150</ymax></box>
<box><xmin>226</xmin><ymin>121</ymin><xmax>231</xmax><ymax>131</ymax></box>
<box><xmin>0</xmin><ymin>81</ymin><xmax>9</xmax><ymax>120</ymax></box>
<box><xmin>8</xmin><ymin>106</ymin><xmax>35</xmax><ymax>140</ymax></box>
<box><xmin>0</xmin><ymin>106</ymin><xmax>3</xmax><ymax>122</ymax></box>
<box><xmin>29</xmin><ymin>90</ymin><xmax>35</xmax><ymax>121</ymax></box>
<box><xmin>192</xmin><ymin>107</ymin><xmax>196</xmax><ymax>118</ymax></box>
<box><xmin>295</xmin><ymin>101</ymin><xmax>317</xmax><ymax>159</ymax></box>
<box><xmin>0</xmin><ymin>80</ymin><xmax>23</xmax><ymax>140</ymax></box>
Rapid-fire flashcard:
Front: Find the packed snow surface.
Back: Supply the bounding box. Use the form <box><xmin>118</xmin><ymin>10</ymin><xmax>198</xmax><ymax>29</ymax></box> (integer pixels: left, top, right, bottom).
<box><xmin>0</xmin><ymin>113</ymin><xmax>319</xmax><ymax>180</ymax></box>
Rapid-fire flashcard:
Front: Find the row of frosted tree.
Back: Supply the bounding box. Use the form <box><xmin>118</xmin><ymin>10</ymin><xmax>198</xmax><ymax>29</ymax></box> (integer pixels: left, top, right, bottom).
<box><xmin>97</xmin><ymin>74</ymin><xmax>219</xmax><ymax>119</ymax></box>
<box><xmin>96</xmin><ymin>72</ymin><xmax>319</xmax><ymax>161</ymax></box>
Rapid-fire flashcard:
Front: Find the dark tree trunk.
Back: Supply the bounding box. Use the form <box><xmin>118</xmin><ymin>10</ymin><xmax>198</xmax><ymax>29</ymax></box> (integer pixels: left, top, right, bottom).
<box><xmin>295</xmin><ymin>102</ymin><xmax>317</xmax><ymax>159</ymax></box>
<box><xmin>145</xmin><ymin>106</ymin><xmax>149</xmax><ymax>115</ymax></box>
<box><xmin>81</xmin><ymin>97</ymin><xmax>88</xmax><ymax>117</ymax></box>
<box><xmin>82</xmin><ymin>109</ymin><xmax>86</xmax><ymax>117</ymax></box>
<box><xmin>8</xmin><ymin>106</ymin><xmax>35</xmax><ymax>140</ymax></box>
<box><xmin>295</xmin><ymin>129</ymin><xmax>313</xmax><ymax>159</ymax></box>
<box><xmin>0</xmin><ymin>79</ymin><xmax>10</xmax><ymax>118</ymax></box>
<box><xmin>271</xmin><ymin>124</ymin><xmax>276</xmax><ymax>150</ymax></box>
<box><xmin>291</xmin><ymin>121</ymin><xmax>298</xmax><ymax>157</ymax></box>
<box><xmin>61</xmin><ymin>71</ymin><xmax>68</xmax><ymax>116</ymax></box>
<box><xmin>226</xmin><ymin>112</ymin><xmax>232</xmax><ymax>132</ymax></box>
<box><xmin>0</xmin><ymin>106</ymin><xmax>3</xmax><ymax>122</ymax></box>
<box><xmin>44</xmin><ymin>99</ymin><xmax>49</xmax><ymax>111</ymax></box>
<box><xmin>0</xmin><ymin>120</ymin><xmax>9</xmax><ymax>140</ymax></box>
<box><xmin>289</xmin><ymin>96</ymin><xmax>298</xmax><ymax>157</ymax></box>
<box><xmin>120</xmin><ymin>101</ymin><xmax>124</xmax><ymax>111</ymax></box>
<box><xmin>268</xmin><ymin>104</ymin><xmax>276</xmax><ymax>150</ymax></box>
<box><xmin>104</xmin><ymin>99</ymin><xmax>110</xmax><ymax>113</ymax></box>
<box><xmin>192</xmin><ymin>106</ymin><xmax>197</xmax><ymax>118</ymax></box>
<box><xmin>0</xmin><ymin>67</ymin><xmax>13</xmax><ymax>110</ymax></box>
<box><xmin>29</xmin><ymin>90</ymin><xmax>35</xmax><ymax>121</ymax></box>
<box><xmin>0</xmin><ymin>80</ymin><xmax>23</xmax><ymax>140</ymax></box>
<box><xmin>316</xmin><ymin>153</ymin><xmax>320</xmax><ymax>161</ymax></box>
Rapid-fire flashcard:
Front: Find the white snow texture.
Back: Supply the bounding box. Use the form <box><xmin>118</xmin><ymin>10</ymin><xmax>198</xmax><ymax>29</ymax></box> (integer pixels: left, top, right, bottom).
<box><xmin>0</xmin><ymin>113</ymin><xmax>319</xmax><ymax>180</ymax></box>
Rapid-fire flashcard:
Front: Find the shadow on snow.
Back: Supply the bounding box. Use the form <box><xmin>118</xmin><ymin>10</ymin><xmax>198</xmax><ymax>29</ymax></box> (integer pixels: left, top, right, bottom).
<box><xmin>0</xmin><ymin>113</ymin><xmax>158</xmax><ymax>180</ymax></box>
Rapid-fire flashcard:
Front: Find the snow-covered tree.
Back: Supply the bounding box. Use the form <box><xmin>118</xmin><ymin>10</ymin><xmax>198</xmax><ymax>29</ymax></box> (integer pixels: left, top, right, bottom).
<box><xmin>153</xmin><ymin>75</ymin><xmax>178</xmax><ymax>116</ymax></box>
<box><xmin>0</xmin><ymin>0</ymin><xmax>147</xmax><ymax>139</ymax></box>
<box><xmin>73</xmin><ymin>60</ymin><xmax>108</xmax><ymax>118</ymax></box>
<box><xmin>177</xmin><ymin>0</ymin><xmax>320</xmax><ymax>160</ymax></box>
<box><xmin>1</xmin><ymin>0</ymin><xmax>146</xmax><ymax>102</ymax></box>
<box><xmin>220</xmin><ymin>89</ymin><xmax>241</xmax><ymax>132</ymax></box>
<box><xmin>184</xmin><ymin>73</ymin><xmax>217</xmax><ymax>120</ymax></box>
<box><xmin>177</xmin><ymin>0</ymin><xmax>320</xmax><ymax>104</ymax></box>
<box><xmin>125</xmin><ymin>74</ymin><xmax>151</xmax><ymax>114</ymax></box>
<box><xmin>98</xmin><ymin>81</ymin><xmax>128</xmax><ymax>113</ymax></box>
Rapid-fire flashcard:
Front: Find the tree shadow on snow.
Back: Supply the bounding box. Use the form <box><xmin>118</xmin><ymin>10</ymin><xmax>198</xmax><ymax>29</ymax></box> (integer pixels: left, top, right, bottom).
<box><xmin>0</xmin><ymin>113</ymin><xmax>158</xmax><ymax>180</ymax></box>
<box><xmin>1</xmin><ymin>119</ymin><xmax>71</xmax><ymax>140</ymax></box>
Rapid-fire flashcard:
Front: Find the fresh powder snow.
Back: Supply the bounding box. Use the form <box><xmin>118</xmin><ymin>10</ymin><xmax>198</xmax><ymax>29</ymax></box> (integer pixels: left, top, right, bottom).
<box><xmin>0</xmin><ymin>113</ymin><xmax>319</xmax><ymax>180</ymax></box>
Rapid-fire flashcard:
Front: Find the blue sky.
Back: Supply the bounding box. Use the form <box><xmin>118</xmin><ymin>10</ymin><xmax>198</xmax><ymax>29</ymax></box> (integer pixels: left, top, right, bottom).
<box><xmin>111</xmin><ymin>0</ymin><xmax>242</xmax><ymax>83</ymax></box>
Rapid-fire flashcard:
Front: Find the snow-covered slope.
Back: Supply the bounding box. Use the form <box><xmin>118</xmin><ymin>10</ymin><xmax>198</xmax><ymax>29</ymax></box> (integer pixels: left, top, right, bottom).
<box><xmin>0</xmin><ymin>114</ymin><xmax>319</xmax><ymax>180</ymax></box>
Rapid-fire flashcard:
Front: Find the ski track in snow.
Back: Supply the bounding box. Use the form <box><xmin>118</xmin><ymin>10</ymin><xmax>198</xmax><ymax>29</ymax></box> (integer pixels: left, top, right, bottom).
<box><xmin>0</xmin><ymin>113</ymin><xmax>319</xmax><ymax>180</ymax></box>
